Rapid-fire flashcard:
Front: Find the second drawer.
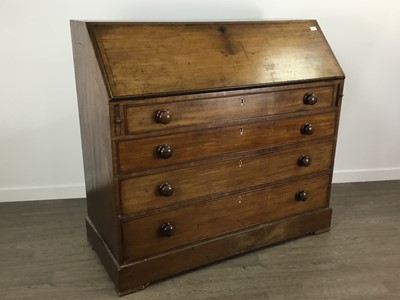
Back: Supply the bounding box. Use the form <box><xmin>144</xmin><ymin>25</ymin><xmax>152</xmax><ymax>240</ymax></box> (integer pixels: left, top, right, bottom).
<box><xmin>118</xmin><ymin>111</ymin><xmax>336</xmax><ymax>173</ymax></box>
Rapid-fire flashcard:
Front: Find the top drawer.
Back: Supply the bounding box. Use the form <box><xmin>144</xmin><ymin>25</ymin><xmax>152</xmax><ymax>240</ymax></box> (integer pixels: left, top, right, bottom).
<box><xmin>121</xmin><ymin>83</ymin><xmax>336</xmax><ymax>135</ymax></box>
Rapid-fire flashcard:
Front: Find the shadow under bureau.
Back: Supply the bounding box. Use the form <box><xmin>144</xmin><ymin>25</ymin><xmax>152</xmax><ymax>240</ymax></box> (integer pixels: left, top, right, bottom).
<box><xmin>71</xmin><ymin>20</ymin><xmax>345</xmax><ymax>295</ymax></box>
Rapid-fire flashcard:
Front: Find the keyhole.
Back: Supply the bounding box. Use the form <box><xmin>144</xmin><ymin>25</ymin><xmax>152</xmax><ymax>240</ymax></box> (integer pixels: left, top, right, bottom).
<box><xmin>240</xmin><ymin>97</ymin><xmax>245</xmax><ymax>106</ymax></box>
<box><xmin>238</xmin><ymin>196</ymin><xmax>242</xmax><ymax>204</ymax></box>
<box><xmin>240</xmin><ymin>127</ymin><xmax>244</xmax><ymax>135</ymax></box>
<box><xmin>238</xmin><ymin>160</ymin><xmax>243</xmax><ymax>167</ymax></box>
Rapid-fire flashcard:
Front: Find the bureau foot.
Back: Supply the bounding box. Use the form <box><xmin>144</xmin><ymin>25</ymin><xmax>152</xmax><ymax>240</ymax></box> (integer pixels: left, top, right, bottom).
<box><xmin>117</xmin><ymin>283</ymin><xmax>149</xmax><ymax>296</ymax></box>
<box><xmin>86</xmin><ymin>235</ymin><xmax>95</xmax><ymax>250</ymax></box>
<box><xmin>312</xmin><ymin>227</ymin><xmax>331</xmax><ymax>235</ymax></box>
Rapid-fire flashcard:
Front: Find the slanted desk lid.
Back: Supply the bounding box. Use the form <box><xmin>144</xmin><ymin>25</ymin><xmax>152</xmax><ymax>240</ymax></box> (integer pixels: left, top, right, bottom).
<box><xmin>89</xmin><ymin>20</ymin><xmax>344</xmax><ymax>99</ymax></box>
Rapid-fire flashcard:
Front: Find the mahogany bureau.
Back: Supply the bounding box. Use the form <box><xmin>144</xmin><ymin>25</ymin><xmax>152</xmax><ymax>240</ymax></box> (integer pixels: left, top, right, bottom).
<box><xmin>71</xmin><ymin>20</ymin><xmax>345</xmax><ymax>295</ymax></box>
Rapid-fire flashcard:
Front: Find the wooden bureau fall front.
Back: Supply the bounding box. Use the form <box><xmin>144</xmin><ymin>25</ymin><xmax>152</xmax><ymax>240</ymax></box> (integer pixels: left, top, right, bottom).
<box><xmin>71</xmin><ymin>20</ymin><xmax>345</xmax><ymax>295</ymax></box>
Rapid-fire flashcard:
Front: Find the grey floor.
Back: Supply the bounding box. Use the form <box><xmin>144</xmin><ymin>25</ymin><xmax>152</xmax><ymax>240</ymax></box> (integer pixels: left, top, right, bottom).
<box><xmin>0</xmin><ymin>181</ymin><xmax>399</xmax><ymax>300</ymax></box>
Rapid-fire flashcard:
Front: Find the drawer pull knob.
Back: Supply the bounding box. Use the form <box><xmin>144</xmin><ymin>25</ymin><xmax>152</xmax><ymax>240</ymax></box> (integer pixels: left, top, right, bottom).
<box><xmin>298</xmin><ymin>155</ymin><xmax>312</xmax><ymax>167</ymax></box>
<box><xmin>301</xmin><ymin>123</ymin><xmax>314</xmax><ymax>135</ymax></box>
<box><xmin>295</xmin><ymin>190</ymin><xmax>308</xmax><ymax>201</ymax></box>
<box><xmin>159</xmin><ymin>183</ymin><xmax>174</xmax><ymax>197</ymax></box>
<box><xmin>303</xmin><ymin>93</ymin><xmax>318</xmax><ymax>105</ymax></box>
<box><xmin>160</xmin><ymin>222</ymin><xmax>174</xmax><ymax>237</ymax></box>
<box><xmin>157</xmin><ymin>144</ymin><xmax>173</xmax><ymax>159</ymax></box>
<box><xmin>155</xmin><ymin>110</ymin><xmax>172</xmax><ymax>124</ymax></box>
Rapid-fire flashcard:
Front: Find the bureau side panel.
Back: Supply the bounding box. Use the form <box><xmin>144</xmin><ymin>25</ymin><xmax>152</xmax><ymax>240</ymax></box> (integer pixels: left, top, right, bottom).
<box><xmin>70</xmin><ymin>21</ymin><xmax>120</xmax><ymax>261</ymax></box>
<box><xmin>327</xmin><ymin>79</ymin><xmax>345</xmax><ymax>205</ymax></box>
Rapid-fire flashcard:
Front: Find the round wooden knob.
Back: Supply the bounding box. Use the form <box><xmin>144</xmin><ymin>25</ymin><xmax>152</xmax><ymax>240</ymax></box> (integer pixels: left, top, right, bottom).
<box><xmin>298</xmin><ymin>155</ymin><xmax>312</xmax><ymax>167</ymax></box>
<box><xmin>157</xmin><ymin>144</ymin><xmax>173</xmax><ymax>159</ymax></box>
<box><xmin>295</xmin><ymin>190</ymin><xmax>308</xmax><ymax>201</ymax></box>
<box><xmin>303</xmin><ymin>93</ymin><xmax>318</xmax><ymax>105</ymax></box>
<box><xmin>159</xmin><ymin>183</ymin><xmax>174</xmax><ymax>197</ymax></box>
<box><xmin>155</xmin><ymin>110</ymin><xmax>172</xmax><ymax>124</ymax></box>
<box><xmin>160</xmin><ymin>222</ymin><xmax>174</xmax><ymax>237</ymax></box>
<box><xmin>301</xmin><ymin>123</ymin><xmax>314</xmax><ymax>135</ymax></box>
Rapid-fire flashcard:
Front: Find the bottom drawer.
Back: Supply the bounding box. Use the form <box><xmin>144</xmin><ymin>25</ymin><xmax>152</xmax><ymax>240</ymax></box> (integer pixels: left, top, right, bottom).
<box><xmin>122</xmin><ymin>174</ymin><xmax>331</xmax><ymax>261</ymax></box>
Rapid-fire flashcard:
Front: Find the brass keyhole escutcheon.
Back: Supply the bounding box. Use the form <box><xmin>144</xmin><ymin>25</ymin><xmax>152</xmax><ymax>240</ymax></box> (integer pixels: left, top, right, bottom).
<box><xmin>238</xmin><ymin>160</ymin><xmax>243</xmax><ymax>167</ymax></box>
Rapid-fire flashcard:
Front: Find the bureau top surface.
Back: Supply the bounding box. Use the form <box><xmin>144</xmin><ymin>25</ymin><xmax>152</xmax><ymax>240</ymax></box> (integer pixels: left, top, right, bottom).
<box><xmin>84</xmin><ymin>20</ymin><xmax>344</xmax><ymax>99</ymax></box>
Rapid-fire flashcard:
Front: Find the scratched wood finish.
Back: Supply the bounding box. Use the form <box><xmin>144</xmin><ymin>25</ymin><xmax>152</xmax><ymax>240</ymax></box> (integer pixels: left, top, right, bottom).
<box><xmin>123</xmin><ymin>83</ymin><xmax>335</xmax><ymax>135</ymax></box>
<box><xmin>119</xmin><ymin>141</ymin><xmax>334</xmax><ymax>215</ymax></box>
<box><xmin>122</xmin><ymin>175</ymin><xmax>330</xmax><ymax>261</ymax></box>
<box><xmin>118</xmin><ymin>112</ymin><xmax>336</xmax><ymax>173</ymax></box>
<box><xmin>91</xmin><ymin>21</ymin><xmax>344</xmax><ymax>98</ymax></box>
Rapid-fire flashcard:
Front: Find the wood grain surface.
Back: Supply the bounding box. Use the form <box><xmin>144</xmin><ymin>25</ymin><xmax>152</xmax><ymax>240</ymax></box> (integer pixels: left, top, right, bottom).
<box><xmin>123</xmin><ymin>83</ymin><xmax>335</xmax><ymax>134</ymax></box>
<box><xmin>70</xmin><ymin>21</ymin><xmax>121</xmax><ymax>261</ymax></box>
<box><xmin>119</xmin><ymin>141</ymin><xmax>334</xmax><ymax>215</ymax></box>
<box><xmin>118</xmin><ymin>111</ymin><xmax>337</xmax><ymax>173</ymax></box>
<box><xmin>90</xmin><ymin>21</ymin><xmax>344</xmax><ymax>98</ymax></box>
<box><xmin>122</xmin><ymin>175</ymin><xmax>330</xmax><ymax>261</ymax></box>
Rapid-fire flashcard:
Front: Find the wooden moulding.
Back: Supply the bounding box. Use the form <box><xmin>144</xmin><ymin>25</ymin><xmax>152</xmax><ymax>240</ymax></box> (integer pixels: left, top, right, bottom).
<box><xmin>86</xmin><ymin>208</ymin><xmax>332</xmax><ymax>296</ymax></box>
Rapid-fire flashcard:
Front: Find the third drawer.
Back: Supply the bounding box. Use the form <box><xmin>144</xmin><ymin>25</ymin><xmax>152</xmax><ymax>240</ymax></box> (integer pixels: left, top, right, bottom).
<box><xmin>119</xmin><ymin>140</ymin><xmax>334</xmax><ymax>215</ymax></box>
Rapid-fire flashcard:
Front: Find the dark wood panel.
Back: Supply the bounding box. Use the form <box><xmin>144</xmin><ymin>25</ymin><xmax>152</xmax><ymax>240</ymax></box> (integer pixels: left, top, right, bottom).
<box><xmin>119</xmin><ymin>141</ymin><xmax>334</xmax><ymax>215</ymax></box>
<box><xmin>124</xmin><ymin>84</ymin><xmax>335</xmax><ymax>134</ymax></box>
<box><xmin>122</xmin><ymin>175</ymin><xmax>330</xmax><ymax>260</ymax></box>
<box><xmin>90</xmin><ymin>21</ymin><xmax>344</xmax><ymax>98</ymax></box>
<box><xmin>118</xmin><ymin>112</ymin><xmax>336</xmax><ymax>173</ymax></box>
<box><xmin>70</xmin><ymin>21</ymin><xmax>121</xmax><ymax>261</ymax></box>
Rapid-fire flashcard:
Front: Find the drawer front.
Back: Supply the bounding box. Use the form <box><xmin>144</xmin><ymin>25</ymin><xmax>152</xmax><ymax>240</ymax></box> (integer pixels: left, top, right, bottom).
<box><xmin>124</xmin><ymin>85</ymin><xmax>335</xmax><ymax>134</ymax></box>
<box><xmin>118</xmin><ymin>112</ymin><xmax>336</xmax><ymax>173</ymax></box>
<box><xmin>119</xmin><ymin>141</ymin><xmax>334</xmax><ymax>215</ymax></box>
<box><xmin>122</xmin><ymin>175</ymin><xmax>331</xmax><ymax>261</ymax></box>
